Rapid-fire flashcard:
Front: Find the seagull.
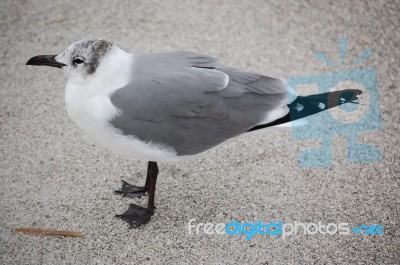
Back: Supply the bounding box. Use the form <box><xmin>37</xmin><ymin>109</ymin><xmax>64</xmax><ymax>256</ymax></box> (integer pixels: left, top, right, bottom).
<box><xmin>26</xmin><ymin>39</ymin><xmax>361</xmax><ymax>227</ymax></box>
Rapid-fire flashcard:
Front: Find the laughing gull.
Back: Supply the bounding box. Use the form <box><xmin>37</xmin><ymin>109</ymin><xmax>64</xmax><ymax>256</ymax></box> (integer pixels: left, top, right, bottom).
<box><xmin>26</xmin><ymin>39</ymin><xmax>361</xmax><ymax>227</ymax></box>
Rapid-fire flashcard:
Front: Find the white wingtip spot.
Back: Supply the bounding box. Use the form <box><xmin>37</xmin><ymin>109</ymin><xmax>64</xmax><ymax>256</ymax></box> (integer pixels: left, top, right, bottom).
<box><xmin>318</xmin><ymin>102</ymin><xmax>325</xmax><ymax>110</ymax></box>
<box><xmin>356</xmin><ymin>94</ymin><xmax>360</xmax><ymax>99</ymax></box>
<box><xmin>340</xmin><ymin>97</ymin><xmax>346</xmax><ymax>102</ymax></box>
<box><xmin>294</xmin><ymin>103</ymin><xmax>304</xmax><ymax>111</ymax></box>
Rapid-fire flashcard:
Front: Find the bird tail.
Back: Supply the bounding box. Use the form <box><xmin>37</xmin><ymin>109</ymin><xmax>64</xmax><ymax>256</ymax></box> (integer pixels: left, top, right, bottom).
<box><xmin>247</xmin><ymin>89</ymin><xmax>362</xmax><ymax>131</ymax></box>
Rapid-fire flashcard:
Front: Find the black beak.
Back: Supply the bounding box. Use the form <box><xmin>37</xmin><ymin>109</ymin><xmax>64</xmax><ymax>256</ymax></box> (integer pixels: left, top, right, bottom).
<box><xmin>26</xmin><ymin>55</ymin><xmax>66</xmax><ymax>68</ymax></box>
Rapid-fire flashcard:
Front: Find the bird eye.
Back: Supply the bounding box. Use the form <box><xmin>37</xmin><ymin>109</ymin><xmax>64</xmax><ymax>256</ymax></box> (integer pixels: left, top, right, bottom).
<box><xmin>73</xmin><ymin>58</ymin><xmax>84</xmax><ymax>64</ymax></box>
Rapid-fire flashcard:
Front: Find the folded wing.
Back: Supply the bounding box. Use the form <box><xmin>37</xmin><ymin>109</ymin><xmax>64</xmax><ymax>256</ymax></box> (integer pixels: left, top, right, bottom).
<box><xmin>109</xmin><ymin>52</ymin><xmax>289</xmax><ymax>155</ymax></box>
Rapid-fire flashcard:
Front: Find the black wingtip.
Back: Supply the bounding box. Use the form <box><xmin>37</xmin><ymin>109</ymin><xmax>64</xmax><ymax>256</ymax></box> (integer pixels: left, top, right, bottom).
<box><xmin>329</xmin><ymin>89</ymin><xmax>362</xmax><ymax>105</ymax></box>
<box><xmin>246</xmin><ymin>88</ymin><xmax>364</xmax><ymax>132</ymax></box>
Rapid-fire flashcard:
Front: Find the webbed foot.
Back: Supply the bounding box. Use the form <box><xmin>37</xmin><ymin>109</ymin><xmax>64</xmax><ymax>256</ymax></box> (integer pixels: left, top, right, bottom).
<box><xmin>115</xmin><ymin>180</ymin><xmax>147</xmax><ymax>198</ymax></box>
<box><xmin>116</xmin><ymin>204</ymin><xmax>154</xmax><ymax>228</ymax></box>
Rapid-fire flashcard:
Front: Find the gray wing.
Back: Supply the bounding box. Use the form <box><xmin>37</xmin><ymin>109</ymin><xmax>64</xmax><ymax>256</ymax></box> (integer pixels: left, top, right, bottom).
<box><xmin>110</xmin><ymin>51</ymin><xmax>288</xmax><ymax>156</ymax></box>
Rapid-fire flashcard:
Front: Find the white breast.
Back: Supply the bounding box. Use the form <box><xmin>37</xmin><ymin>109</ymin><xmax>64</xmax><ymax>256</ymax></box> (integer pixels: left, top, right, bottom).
<box><xmin>64</xmin><ymin>47</ymin><xmax>177</xmax><ymax>162</ymax></box>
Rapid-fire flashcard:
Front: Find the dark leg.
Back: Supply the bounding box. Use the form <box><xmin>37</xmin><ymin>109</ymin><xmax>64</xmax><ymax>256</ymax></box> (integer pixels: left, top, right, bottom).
<box><xmin>146</xmin><ymin>161</ymin><xmax>158</xmax><ymax>210</ymax></box>
<box><xmin>114</xmin><ymin>162</ymin><xmax>153</xmax><ymax>198</ymax></box>
<box><xmin>116</xmin><ymin>161</ymin><xmax>159</xmax><ymax>228</ymax></box>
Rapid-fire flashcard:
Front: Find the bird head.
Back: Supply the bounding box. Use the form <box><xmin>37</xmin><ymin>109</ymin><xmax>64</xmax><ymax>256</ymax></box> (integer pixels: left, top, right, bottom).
<box><xmin>26</xmin><ymin>39</ymin><xmax>114</xmax><ymax>78</ymax></box>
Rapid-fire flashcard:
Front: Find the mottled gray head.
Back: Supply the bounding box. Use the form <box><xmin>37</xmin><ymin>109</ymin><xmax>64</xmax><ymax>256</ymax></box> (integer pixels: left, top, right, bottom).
<box><xmin>27</xmin><ymin>39</ymin><xmax>113</xmax><ymax>76</ymax></box>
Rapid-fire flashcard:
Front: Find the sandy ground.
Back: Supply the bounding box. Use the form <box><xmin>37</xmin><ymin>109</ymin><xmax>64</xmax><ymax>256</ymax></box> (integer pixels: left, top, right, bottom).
<box><xmin>1</xmin><ymin>0</ymin><xmax>399</xmax><ymax>264</ymax></box>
